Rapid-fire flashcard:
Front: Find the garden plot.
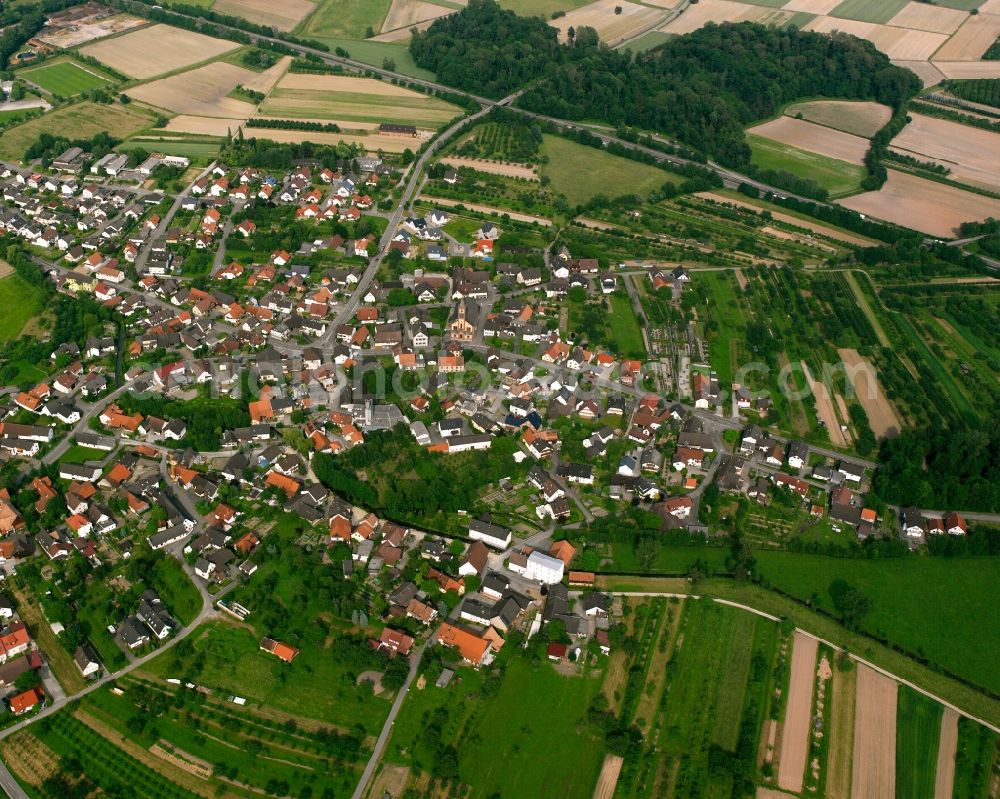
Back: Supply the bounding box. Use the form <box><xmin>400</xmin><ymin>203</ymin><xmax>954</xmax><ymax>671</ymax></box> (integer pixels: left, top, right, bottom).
<box><xmin>128</xmin><ymin>62</ymin><xmax>259</xmax><ymax>120</ymax></box>
<box><xmin>551</xmin><ymin>0</ymin><xmax>664</xmax><ymax>46</ymax></box>
<box><xmin>212</xmin><ymin>0</ymin><xmax>316</xmax><ymax>30</ymax></box>
<box><xmin>380</xmin><ymin>0</ymin><xmax>455</xmax><ymax>33</ymax></box>
<box><xmin>932</xmin><ymin>12</ymin><xmax>1000</xmax><ymax>60</ymax></box>
<box><xmin>82</xmin><ymin>25</ymin><xmax>240</xmax><ymax>79</ymax></box>
<box><xmin>838</xmin><ymin>169</ymin><xmax>1000</xmax><ymax>237</ymax></box>
<box><xmin>890</xmin><ymin>111</ymin><xmax>1000</xmax><ymax>190</ymax></box>
<box><xmin>777</xmin><ymin>632</ymin><xmax>819</xmax><ymax>793</ymax></box>
<box><xmin>887</xmin><ymin>1</ymin><xmax>967</xmax><ymax>34</ymax></box>
<box><xmin>783</xmin><ymin>100</ymin><xmax>892</xmax><ymax>138</ymax></box>
<box><xmin>748</xmin><ymin>116</ymin><xmax>870</xmax><ymax>164</ymax></box>
<box><xmin>850</xmin><ymin>665</ymin><xmax>897</xmax><ymax>799</ymax></box>
<box><xmin>259</xmin><ymin>73</ymin><xmax>461</xmax><ymax>128</ymax></box>
<box><xmin>804</xmin><ymin>16</ymin><xmax>949</xmax><ymax>60</ymax></box>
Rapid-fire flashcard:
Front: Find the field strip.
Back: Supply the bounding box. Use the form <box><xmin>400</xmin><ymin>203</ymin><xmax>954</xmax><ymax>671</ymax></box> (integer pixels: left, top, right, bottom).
<box><xmin>850</xmin><ymin>665</ymin><xmax>897</xmax><ymax>799</ymax></box>
<box><xmin>592</xmin><ymin>754</ymin><xmax>624</xmax><ymax>799</ymax></box>
<box><xmin>634</xmin><ymin>599</ymin><xmax>685</xmax><ymax>726</ymax></box>
<box><xmin>778</xmin><ymin>632</ymin><xmax>819</xmax><ymax>793</ymax></box>
<box><xmin>419</xmin><ymin>195</ymin><xmax>553</xmax><ymax>225</ymax></box>
<box><xmin>439</xmin><ymin>156</ymin><xmax>538</xmax><ymax>180</ymax></box>
<box><xmin>934</xmin><ymin>708</ymin><xmax>959</xmax><ymax>799</ymax></box>
<box><xmin>837</xmin><ymin>347</ymin><xmax>904</xmax><ymax>438</ymax></box>
<box><xmin>827</xmin><ymin>664</ymin><xmax>856</xmax><ymax>799</ymax></box>
<box><xmin>843</xmin><ymin>272</ymin><xmax>889</xmax><ymax>346</ymax></box>
<box><xmin>74</xmin><ymin>709</ymin><xmax>216</xmax><ymax>797</ymax></box>
<box><xmin>801</xmin><ymin>361</ymin><xmax>851</xmax><ymax>448</ymax></box>
<box><xmin>0</xmin><ymin>733</ymin><xmax>60</xmax><ymax>787</ymax></box>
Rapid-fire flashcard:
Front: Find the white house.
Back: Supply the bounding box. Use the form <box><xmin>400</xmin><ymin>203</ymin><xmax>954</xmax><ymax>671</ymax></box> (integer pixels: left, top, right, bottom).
<box><xmin>468</xmin><ymin>519</ymin><xmax>512</xmax><ymax>550</ymax></box>
<box><xmin>525</xmin><ymin>550</ymin><xmax>564</xmax><ymax>584</ymax></box>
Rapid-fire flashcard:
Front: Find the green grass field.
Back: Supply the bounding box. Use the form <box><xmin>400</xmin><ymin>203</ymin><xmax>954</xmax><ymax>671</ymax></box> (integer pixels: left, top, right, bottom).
<box><xmin>58</xmin><ymin>444</ymin><xmax>108</xmax><ymax>465</ymax></box>
<box><xmin>896</xmin><ymin>685</ymin><xmax>943</xmax><ymax>799</ymax></box>
<box><xmin>701</xmin><ymin>270</ymin><xmax>745</xmax><ymax>384</ymax></box>
<box><xmin>540</xmin><ymin>134</ymin><xmax>677</xmax><ymax>206</ymax></box>
<box><xmin>0</xmin><ymin>102</ymin><xmax>152</xmax><ymax>161</ymax></box>
<box><xmin>296</xmin><ymin>0</ymin><xmax>391</xmax><ymax>41</ymax></box>
<box><xmin>127</xmin><ymin>137</ymin><xmax>223</xmax><ymax>161</ymax></box>
<box><xmin>747</xmin><ymin>133</ymin><xmax>866</xmax><ymax>197</ymax></box>
<box><xmin>620</xmin><ymin>30</ymin><xmax>674</xmax><ymax>53</ymax></box>
<box><xmin>607</xmin><ymin>293</ymin><xmax>646</xmax><ymax>359</ymax></box>
<box><xmin>499</xmin><ymin>0</ymin><xmax>592</xmax><ymax>16</ymax></box>
<box><xmin>751</xmin><ymin>552</ymin><xmax>1000</xmax><ymax>694</ymax></box>
<box><xmin>19</xmin><ymin>58</ymin><xmax>112</xmax><ymax>96</ymax></box>
<box><xmin>0</xmin><ymin>274</ymin><xmax>42</xmax><ymax>341</ymax></box>
<box><xmin>829</xmin><ymin>0</ymin><xmax>909</xmax><ymax>23</ymax></box>
<box><xmin>952</xmin><ymin>716</ymin><xmax>998</xmax><ymax>799</ymax></box>
<box><xmin>310</xmin><ymin>37</ymin><xmax>437</xmax><ymax>80</ymax></box>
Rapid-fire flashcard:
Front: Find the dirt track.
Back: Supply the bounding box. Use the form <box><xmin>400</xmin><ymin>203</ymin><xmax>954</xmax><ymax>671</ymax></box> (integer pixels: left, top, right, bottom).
<box><xmin>592</xmin><ymin>754</ymin><xmax>624</xmax><ymax>799</ymax></box>
<box><xmin>850</xmin><ymin>665</ymin><xmax>897</xmax><ymax>799</ymax></box>
<box><xmin>934</xmin><ymin>708</ymin><xmax>959</xmax><ymax>799</ymax></box>
<box><xmin>778</xmin><ymin>632</ymin><xmax>819</xmax><ymax>793</ymax></box>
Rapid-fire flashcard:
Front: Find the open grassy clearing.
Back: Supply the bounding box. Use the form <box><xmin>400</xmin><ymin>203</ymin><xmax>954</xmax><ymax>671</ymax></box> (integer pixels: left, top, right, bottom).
<box><xmin>0</xmin><ymin>274</ymin><xmax>43</xmax><ymax>341</ymax></box>
<box><xmin>699</xmin><ymin>269</ymin><xmax>745</xmax><ymax>384</ymax></box>
<box><xmin>747</xmin><ymin>134</ymin><xmax>867</xmax><ymax>197</ymax></box>
<box><xmin>607</xmin><ymin>293</ymin><xmax>646</xmax><ymax>359</ymax></box>
<box><xmin>260</xmin><ymin>74</ymin><xmax>461</xmax><ymax>127</ymax></box>
<box><xmin>296</xmin><ymin>0</ymin><xmax>392</xmax><ymax>41</ymax></box>
<box><xmin>81</xmin><ymin>24</ymin><xmax>240</xmax><ymax>79</ymax></box>
<box><xmin>310</xmin><ymin>37</ymin><xmax>436</xmax><ymax>80</ymax></box>
<box><xmin>18</xmin><ymin>58</ymin><xmax>112</xmax><ymax>96</ymax></box>
<box><xmin>540</xmin><ymin>134</ymin><xmax>676</xmax><ymax>205</ymax></box>
<box><xmin>895</xmin><ymin>685</ymin><xmax>943</xmax><ymax>799</ymax></box>
<box><xmin>0</xmin><ymin>101</ymin><xmax>153</xmax><ymax>161</ymax></box>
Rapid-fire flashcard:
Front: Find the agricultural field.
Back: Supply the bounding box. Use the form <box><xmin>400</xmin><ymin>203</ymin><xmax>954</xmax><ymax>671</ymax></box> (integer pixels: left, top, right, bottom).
<box><xmin>784</xmin><ymin>99</ymin><xmax>892</xmax><ymax>138</ymax></box>
<box><xmin>0</xmin><ymin>273</ymin><xmax>43</xmax><ymax>341</ymax></box>
<box><xmin>550</xmin><ymin>0</ymin><xmax>666</xmax><ymax>46</ymax></box>
<box><xmin>895</xmin><ymin>685</ymin><xmax>943</xmax><ymax>799</ymax></box>
<box><xmin>889</xmin><ymin>111</ymin><xmax>1000</xmax><ymax>191</ymax></box>
<box><xmin>499</xmin><ymin>0</ymin><xmax>594</xmax><ymax>16</ymax></box>
<box><xmin>295</xmin><ymin>0</ymin><xmax>392</xmax><ymax>42</ymax></box>
<box><xmin>18</xmin><ymin>58</ymin><xmax>112</xmax><ymax>96</ymax></box>
<box><xmin>539</xmin><ymin>134</ymin><xmax>677</xmax><ymax>205</ymax></box>
<box><xmin>661</xmin><ymin>0</ymin><xmax>815</xmax><ymax>35</ymax></box>
<box><xmin>952</xmin><ymin>716</ymin><xmax>999</xmax><ymax>799</ymax></box>
<box><xmin>380</xmin><ymin>0</ymin><xmax>455</xmax><ymax>35</ymax></box>
<box><xmin>213</xmin><ymin>0</ymin><xmax>316</xmax><ymax>30</ymax></box>
<box><xmin>0</xmin><ymin>101</ymin><xmax>153</xmax><ymax>161</ymax></box>
<box><xmin>258</xmin><ymin>73</ymin><xmax>461</xmax><ymax>128</ymax></box>
<box><xmin>129</xmin><ymin>62</ymin><xmax>262</xmax><ymax>121</ymax></box>
<box><xmin>81</xmin><ymin>24</ymin><xmax>241</xmax><ymax>79</ymax></box>
<box><xmin>747</xmin><ymin>133</ymin><xmax>868</xmax><ymax>197</ymax></box>
<box><xmin>749</xmin><ymin>116</ymin><xmax>870</xmax><ymax>164</ymax></box>
<box><xmin>838</xmin><ymin>169</ymin><xmax>1000</xmax><ymax>237</ymax></box>
<box><xmin>830</xmin><ymin>0</ymin><xmax>909</xmax><ymax>23</ymax></box>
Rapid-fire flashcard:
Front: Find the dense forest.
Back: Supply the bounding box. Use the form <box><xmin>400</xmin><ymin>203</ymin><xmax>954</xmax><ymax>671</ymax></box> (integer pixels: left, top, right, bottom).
<box><xmin>410</xmin><ymin>0</ymin><xmax>921</xmax><ymax>167</ymax></box>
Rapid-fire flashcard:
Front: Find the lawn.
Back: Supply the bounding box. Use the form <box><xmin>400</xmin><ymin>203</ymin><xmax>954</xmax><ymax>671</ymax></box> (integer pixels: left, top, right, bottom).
<box><xmin>141</xmin><ymin>618</ymin><xmax>392</xmax><ymax>734</ymax></box>
<box><xmin>701</xmin><ymin>270</ymin><xmax>746</xmax><ymax>383</ymax></box>
<box><xmin>895</xmin><ymin>685</ymin><xmax>943</xmax><ymax>799</ymax></box>
<box><xmin>0</xmin><ymin>102</ymin><xmax>152</xmax><ymax>161</ymax></box>
<box><xmin>540</xmin><ymin>134</ymin><xmax>677</xmax><ymax>206</ymax></box>
<box><xmin>58</xmin><ymin>444</ymin><xmax>108</xmax><ymax>465</ymax></box>
<box><xmin>455</xmin><ymin>655</ymin><xmax>606</xmax><ymax>798</ymax></box>
<box><xmin>19</xmin><ymin>58</ymin><xmax>112</xmax><ymax>96</ymax></box>
<box><xmin>829</xmin><ymin>0</ymin><xmax>910</xmax><ymax>23</ymax></box>
<box><xmin>747</xmin><ymin>133</ymin><xmax>866</xmax><ymax>198</ymax></box>
<box><xmin>148</xmin><ymin>554</ymin><xmax>201</xmax><ymax>625</ymax></box>
<box><xmin>607</xmin><ymin>293</ymin><xmax>646</xmax><ymax>359</ymax></box>
<box><xmin>296</xmin><ymin>0</ymin><xmax>391</xmax><ymax>41</ymax></box>
<box><xmin>0</xmin><ymin>274</ymin><xmax>42</xmax><ymax>342</ymax></box>
<box><xmin>750</xmin><ymin>552</ymin><xmax>1000</xmax><ymax>697</ymax></box>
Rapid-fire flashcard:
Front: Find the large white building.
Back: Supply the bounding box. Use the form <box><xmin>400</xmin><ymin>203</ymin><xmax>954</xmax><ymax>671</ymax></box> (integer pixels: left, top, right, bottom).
<box><xmin>468</xmin><ymin>519</ymin><xmax>512</xmax><ymax>550</ymax></box>
<box><xmin>525</xmin><ymin>551</ymin><xmax>564</xmax><ymax>585</ymax></box>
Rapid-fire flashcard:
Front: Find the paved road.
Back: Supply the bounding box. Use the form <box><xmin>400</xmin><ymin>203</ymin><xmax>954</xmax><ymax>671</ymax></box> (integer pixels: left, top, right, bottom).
<box><xmin>41</xmin><ymin>378</ymin><xmax>138</xmax><ymax>465</ymax></box>
<box><xmin>350</xmin><ymin>639</ymin><xmax>429</xmax><ymax>799</ymax></box>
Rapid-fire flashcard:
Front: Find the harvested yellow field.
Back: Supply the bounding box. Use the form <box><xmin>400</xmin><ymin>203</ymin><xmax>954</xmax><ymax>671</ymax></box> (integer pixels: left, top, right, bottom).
<box><xmin>241</xmin><ymin>56</ymin><xmax>292</xmax><ymax>94</ymax></box>
<box><xmin>242</xmin><ymin>127</ymin><xmax>414</xmax><ymax>153</ymax></box>
<box><xmin>372</xmin><ymin>19</ymin><xmax>438</xmax><ymax>42</ymax></box>
<box><xmin>592</xmin><ymin>754</ymin><xmax>624</xmax><ymax>799</ymax></box>
<box><xmin>932</xmin><ymin>13</ymin><xmax>1000</xmax><ymax>60</ymax></box>
<box><xmin>782</xmin><ymin>0</ymin><xmax>841</xmax><ymax>13</ymax></box>
<box><xmin>777</xmin><ymin>632</ymin><xmax>819</xmax><ymax>794</ymax></box>
<box><xmin>895</xmin><ymin>59</ymin><xmax>945</xmax><ymax>87</ymax></box>
<box><xmin>805</xmin><ymin>17</ymin><xmax>948</xmax><ymax>61</ymax></box>
<box><xmin>784</xmin><ymin>100</ymin><xmax>891</xmax><ymax>138</ymax></box>
<box><xmin>887</xmin><ymin>2</ymin><xmax>966</xmax><ymax>35</ymax></box>
<box><xmin>552</xmin><ymin>0</ymin><xmax>664</xmax><ymax>46</ymax></box>
<box><xmin>440</xmin><ymin>156</ymin><xmax>538</xmax><ymax>180</ymax></box>
<box><xmin>838</xmin><ymin>169</ymin><xmax>1000</xmax><ymax>238</ymax></box>
<box><xmin>981</xmin><ymin>0</ymin><xmax>1000</xmax><ymax>13</ymax></box>
<box><xmin>212</xmin><ymin>0</ymin><xmax>316</xmax><ymax>31</ymax></box>
<box><xmin>748</xmin><ymin>116</ymin><xmax>870</xmax><ymax>164</ymax></box>
<box><xmin>838</xmin><ymin>348</ymin><xmax>903</xmax><ymax>438</ymax></box>
<box><xmin>933</xmin><ymin>60</ymin><xmax>1000</xmax><ymax>79</ymax></box>
<box><xmin>128</xmin><ymin>62</ymin><xmax>259</xmax><ymax>119</ymax></box>
<box><xmin>850</xmin><ymin>665</ymin><xmax>897</xmax><ymax>799</ymax></box>
<box><xmin>260</xmin><ymin>73</ymin><xmax>460</xmax><ymax>128</ymax></box>
<box><xmin>163</xmin><ymin>115</ymin><xmax>247</xmax><ymax>136</ymax></box>
<box><xmin>890</xmin><ymin>112</ymin><xmax>1000</xmax><ymax>191</ymax></box>
<box><xmin>381</xmin><ymin>0</ymin><xmax>454</xmax><ymax>32</ymax></box>
<box><xmin>81</xmin><ymin>24</ymin><xmax>239</xmax><ymax>79</ymax></box>
<box><xmin>661</xmin><ymin>0</ymin><xmax>755</xmax><ymax>34</ymax></box>
<box><xmin>934</xmin><ymin>708</ymin><xmax>959</xmax><ymax>799</ymax></box>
